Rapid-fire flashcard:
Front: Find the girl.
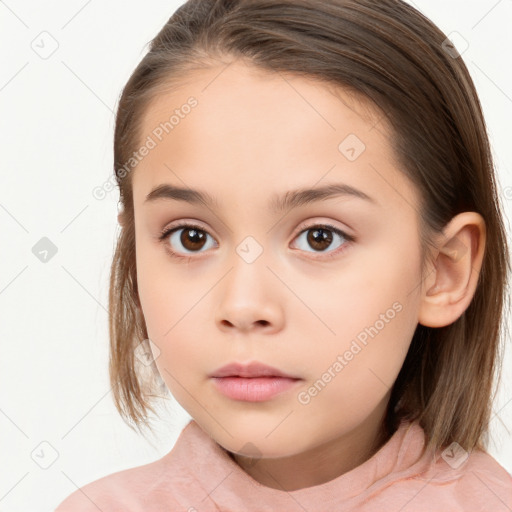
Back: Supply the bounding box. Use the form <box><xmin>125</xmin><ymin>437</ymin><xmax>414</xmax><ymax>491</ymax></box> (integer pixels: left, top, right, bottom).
<box><xmin>56</xmin><ymin>0</ymin><xmax>512</xmax><ymax>510</ymax></box>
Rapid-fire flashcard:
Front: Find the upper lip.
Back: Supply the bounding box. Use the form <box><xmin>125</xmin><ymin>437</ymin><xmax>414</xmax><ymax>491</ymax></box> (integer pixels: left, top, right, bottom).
<box><xmin>209</xmin><ymin>361</ymin><xmax>301</xmax><ymax>379</ymax></box>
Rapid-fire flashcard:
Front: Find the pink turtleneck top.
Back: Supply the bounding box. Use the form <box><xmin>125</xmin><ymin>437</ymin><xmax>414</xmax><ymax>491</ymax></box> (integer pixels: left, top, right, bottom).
<box><xmin>55</xmin><ymin>418</ymin><xmax>512</xmax><ymax>511</ymax></box>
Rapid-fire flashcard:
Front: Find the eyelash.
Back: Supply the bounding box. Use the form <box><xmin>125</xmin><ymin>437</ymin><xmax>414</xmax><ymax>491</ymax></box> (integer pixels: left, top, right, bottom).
<box><xmin>158</xmin><ymin>221</ymin><xmax>355</xmax><ymax>262</ymax></box>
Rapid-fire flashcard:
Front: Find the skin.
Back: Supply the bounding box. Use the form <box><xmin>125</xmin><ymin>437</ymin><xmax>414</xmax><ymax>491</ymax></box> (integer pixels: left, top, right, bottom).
<box><xmin>127</xmin><ymin>57</ymin><xmax>486</xmax><ymax>492</ymax></box>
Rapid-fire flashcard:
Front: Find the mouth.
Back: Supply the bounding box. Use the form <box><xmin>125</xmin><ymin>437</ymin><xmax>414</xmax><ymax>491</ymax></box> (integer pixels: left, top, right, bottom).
<box><xmin>209</xmin><ymin>361</ymin><xmax>303</xmax><ymax>402</ymax></box>
<box><xmin>210</xmin><ymin>376</ymin><xmax>302</xmax><ymax>402</ymax></box>
<box><xmin>209</xmin><ymin>361</ymin><xmax>300</xmax><ymax>379</ymax></box>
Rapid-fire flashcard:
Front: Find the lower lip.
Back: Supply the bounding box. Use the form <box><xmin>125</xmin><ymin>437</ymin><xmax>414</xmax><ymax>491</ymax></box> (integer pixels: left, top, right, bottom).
<box><xmin>211</xmin><ymin>377</ymin><xmax>302</xmax><ymax>401</ymax></box>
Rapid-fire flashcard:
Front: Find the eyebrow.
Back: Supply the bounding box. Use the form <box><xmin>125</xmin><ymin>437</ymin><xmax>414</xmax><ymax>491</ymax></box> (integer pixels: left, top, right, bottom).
<box><xmin>144</xmin><ymin>182</ymin><xmax>376</xmax><ymax>213</ymax></box>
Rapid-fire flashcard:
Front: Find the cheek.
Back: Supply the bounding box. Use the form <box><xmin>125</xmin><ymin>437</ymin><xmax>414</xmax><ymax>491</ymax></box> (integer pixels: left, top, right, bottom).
<box><xmin>139</xmin><ymin>281</ymin><xmax>206</xmax><ymax>374</ymax></box>
<box><xmin>136</xmin><ymin>242</ymin><xmax>199</xmax><ymax>334</ymax></box>
<box><xmin>302</xmin><ymin>238</ymin><xmax>421</xmax><ymax>387</ymax></box>
<box><xmin>299</xmin><ymin>296</ymin><xmax>418</xmax><ymax>433</ymax></box>
<box><xmin>297</xmin><ymin>241</ymin><xmax>419</xmax><ymax>349</ymax></box>
<box><xmin>339</xmin><ymin>247</ymin><xmax>421</xmax><ymax>388</ymax></box>
<box><xmin>136</xmin><ymin>259</ymin><xmax>212</xmax><ymax>375</ymax></box>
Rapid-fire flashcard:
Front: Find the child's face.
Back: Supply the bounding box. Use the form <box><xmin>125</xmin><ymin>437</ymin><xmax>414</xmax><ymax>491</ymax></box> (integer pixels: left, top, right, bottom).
<box><xmin>132</xmin><ymin>60</ymin><xmax>425</xmax><ymax>459</ymax></box>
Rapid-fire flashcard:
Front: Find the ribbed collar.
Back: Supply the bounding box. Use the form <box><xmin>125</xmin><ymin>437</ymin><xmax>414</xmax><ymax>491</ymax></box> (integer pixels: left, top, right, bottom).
<box><xmin>162</xmin><ymin>418</ymin><xmax>437</xmax><ymax>510</ymax></box>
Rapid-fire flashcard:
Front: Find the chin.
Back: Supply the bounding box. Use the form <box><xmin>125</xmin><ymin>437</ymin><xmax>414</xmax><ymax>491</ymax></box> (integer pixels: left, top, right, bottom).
<box><xmin>212</xmin><ymin>427</ymin><xmax>304</xmax><ymax>460</ymax></box>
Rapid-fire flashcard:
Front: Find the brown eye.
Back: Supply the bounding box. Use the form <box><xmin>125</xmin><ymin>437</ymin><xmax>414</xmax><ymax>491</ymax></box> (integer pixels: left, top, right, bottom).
<box><xmin>179</xmin><ymin>227</ymin><xmax>207</xmax><ymax>251</ymax></box>
<box><xmin>159</xmin><ymin>223</ymin><xmax>217</xmax><ymax>256</ymax></box>
<box><xmin>306</xmin><ymin>227</ymin><xmax>334</xmax><ymax>251</ymax></box>
<box><xmin>292</xmin><ymin>223</ymin><xmax>352</xmax><ymax>258</ymax></box>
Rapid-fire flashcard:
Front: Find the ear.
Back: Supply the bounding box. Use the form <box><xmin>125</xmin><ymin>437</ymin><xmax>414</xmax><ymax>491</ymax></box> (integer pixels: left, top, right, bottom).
<box><xmin>418</xmin><ymin>212</ymin><xmax>486</xmax><ymax>328</ymax></box>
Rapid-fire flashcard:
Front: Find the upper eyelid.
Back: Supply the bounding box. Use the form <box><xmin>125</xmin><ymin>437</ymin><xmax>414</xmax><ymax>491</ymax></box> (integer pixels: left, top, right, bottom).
<box><xmin>162</xmin><ymin>220</ymin><xmax>353</xmax><ymax>237</ymax></box>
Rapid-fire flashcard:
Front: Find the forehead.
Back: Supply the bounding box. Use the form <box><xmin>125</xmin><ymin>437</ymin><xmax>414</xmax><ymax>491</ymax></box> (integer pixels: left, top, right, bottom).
<box><xmin>132</xmin><ymin>60</ymin><xmax>419</xmax><ymax>214</ymax></box>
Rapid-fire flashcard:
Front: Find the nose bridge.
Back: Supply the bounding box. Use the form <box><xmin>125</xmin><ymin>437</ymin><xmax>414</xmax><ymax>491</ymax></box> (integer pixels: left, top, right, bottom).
<box><xmin>223</xmin><ymin>210</ymin><xmax>290</xmax><ymax>294</ymax></box>
<box><xmin>235</xmin><ymin>232</ymin><xmax>267</xmax><ymax>266</ymax></box>
<box><xmin>214</xmin><ymin>232</ymin><xmax>284</xmax><ymax>332</ymax></box>
<box><xmin>226</xmin><ymin>233</ymin><xmax>270</xmax><ymax>296</ymax></box>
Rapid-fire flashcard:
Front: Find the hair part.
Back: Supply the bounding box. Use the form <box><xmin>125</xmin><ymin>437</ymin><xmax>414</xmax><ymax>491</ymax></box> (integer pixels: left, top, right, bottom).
<box><xmin>109</xmin><ymin>0</ymin><xmax>511</xmax><ymax>455</ymax></box>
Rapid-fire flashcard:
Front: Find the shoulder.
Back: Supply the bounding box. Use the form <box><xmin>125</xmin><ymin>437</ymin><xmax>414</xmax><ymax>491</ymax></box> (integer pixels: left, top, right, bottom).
<box><xmin>54</xmin><ymin>454</ymin><xmax>180</xmax><ymax>511</ymax></box>
<box><xmin>367</xmin><ymin>440</ymin><xmax>512</xmax><ymax>511</ymax></box>
<box><xmin>54</xmin><ymin>421</ymin><xmax>205</xmax><ymax>511</ymax></box>
<box><xmin>452</xmin><ymin>449</ymin><xmax>512</xmax><ymax>503</ymax></box>
<box><xmin>413</xmin><ymin>447</ymin><xmax>512</xmax><ymax>510</ymax></box>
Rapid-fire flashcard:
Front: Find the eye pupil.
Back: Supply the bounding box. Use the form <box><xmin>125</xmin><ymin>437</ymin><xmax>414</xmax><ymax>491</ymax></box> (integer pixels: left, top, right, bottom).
<box><xmin>307</xmin><ymin>228</ymin><xmax>333</xmax><ymax>251</ymax></box>
<box><xmin>181</xmin><ymin>228</ymin><xmax>206</xmax><ymax>250</ymax></box>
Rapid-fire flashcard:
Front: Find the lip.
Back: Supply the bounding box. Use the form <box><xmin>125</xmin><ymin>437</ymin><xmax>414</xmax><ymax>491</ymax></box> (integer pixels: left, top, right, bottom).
<box><xmin>208</xmin><ymin>361</ymin><xmax>303</xmax><ymax>402</ymax></box>
<box><xmin>208</xmin><ymin>361</ymin><xmax>300</xmax><ymax>379</ymax></box>
<box><xmin>211</xmin><ymin>376</ymin><xmax>302</xmax><ymax>402</ymax></box>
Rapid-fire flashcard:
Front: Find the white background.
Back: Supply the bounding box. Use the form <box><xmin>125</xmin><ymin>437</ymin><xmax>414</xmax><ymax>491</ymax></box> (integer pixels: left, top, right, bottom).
<box><xmin>0</xmin><ymin>1</ymin><xmax>511</xmax><ymax>510</ymax></box>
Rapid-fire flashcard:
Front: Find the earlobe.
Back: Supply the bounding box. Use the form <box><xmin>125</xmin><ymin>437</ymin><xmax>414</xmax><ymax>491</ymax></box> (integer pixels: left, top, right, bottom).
<box><xmin>418</xmin><ymin>212</ymin><xmax>486</xmax><ymax>328</ymax></box>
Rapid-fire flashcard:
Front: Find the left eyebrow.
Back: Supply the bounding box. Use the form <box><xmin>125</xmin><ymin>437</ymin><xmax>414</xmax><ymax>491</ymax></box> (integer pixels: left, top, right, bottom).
<box><xmin>144</xmin><ymin>182</ymin><xmax>377</xmax><ymax>213</ymax></box>
<box><xmin>269</xmin><ymin>183</ymin><xmax>377</xmax><ymax>213</ymax></box>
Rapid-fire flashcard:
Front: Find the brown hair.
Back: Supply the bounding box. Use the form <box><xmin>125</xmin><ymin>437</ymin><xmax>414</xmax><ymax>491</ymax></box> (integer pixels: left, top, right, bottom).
<box><xmin>109</xmin><ymin>0</ymin><xmax>511</xmax><ymax>455</ymax></box>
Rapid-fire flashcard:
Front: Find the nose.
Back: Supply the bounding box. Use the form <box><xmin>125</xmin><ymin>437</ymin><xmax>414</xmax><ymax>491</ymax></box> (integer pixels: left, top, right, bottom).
<box><xmin>214</xmin><ymin>252</ymin><xmax>285</xmax><ymax>335</ymax></box>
